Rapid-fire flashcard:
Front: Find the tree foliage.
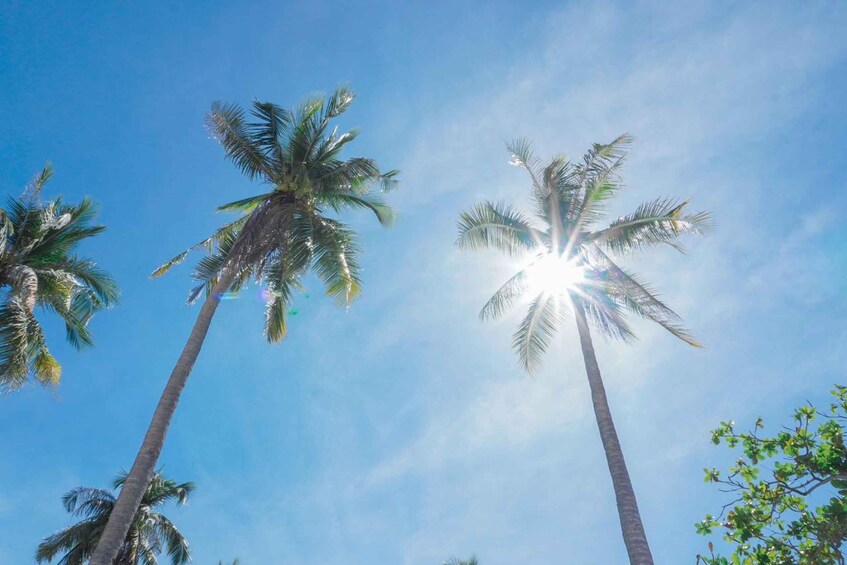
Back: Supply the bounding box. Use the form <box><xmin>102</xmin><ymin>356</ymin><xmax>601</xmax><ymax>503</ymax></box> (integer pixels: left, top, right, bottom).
<box><xmin>36</xmin><ymin>470</ymin><xmax>192</xmax><ymax>565</ymax></box>
<box><xmin>152</xmin><ymin>87</ymin><xmax>398</xmax><ymax>342</ymax></box>
<box><xmin>697</xmin><ymin>386</ymin><xmax>847</xmax><ymax>564</ymax></box>
<box><xmin>456</xmin><ymin>135</ymin><xmax>710</xmax><ymax>372</ymax></box>
<box><xmin>444</xmin><ymin>557</ymin><xmax>479</xmax><ymax>565</ymax></box>
<box><xmin>0</xmin><ymin>165</ymin><xmax>118</xmax><ymax>391</ymax></box>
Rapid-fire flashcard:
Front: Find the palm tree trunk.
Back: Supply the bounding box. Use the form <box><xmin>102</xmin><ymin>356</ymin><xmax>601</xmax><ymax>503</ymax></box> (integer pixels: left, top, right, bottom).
<box><xmin>90</xmin><ymin>270</ymin><xmax>236</xmax><ymax>565</ymax></box>
<box><xmin>573</xmin><ymin>301</ymin><xmax>654</xmax><ymax>565</ymax></box>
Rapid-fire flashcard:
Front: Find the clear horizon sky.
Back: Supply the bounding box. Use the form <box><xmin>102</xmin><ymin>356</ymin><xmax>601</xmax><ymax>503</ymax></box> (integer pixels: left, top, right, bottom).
<box><xmin>2</xmin><ymin>1</ymin><xmax>846</xmax><ymax>563</ymax></box>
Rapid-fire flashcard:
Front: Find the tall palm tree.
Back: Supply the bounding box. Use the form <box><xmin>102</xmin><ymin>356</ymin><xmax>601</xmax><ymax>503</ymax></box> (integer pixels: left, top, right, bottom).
<box><xmin>90</xmin><ymin>88</ymin><xmax>398</xmax><ymax>564</ymax></box>
<box><xmin>36</xmin><ymin>470</ymin><xmax>192</xmax><ymax>564</ymax></box>
<box><xmin>456</xmin><ymin>135</ymin><xmax>710</xmax><ymax>564</ymax></box>
<box><xmin>0</xmin><ymin>165</ymin><xmax>119</xmax><ymax>391</ymax></box>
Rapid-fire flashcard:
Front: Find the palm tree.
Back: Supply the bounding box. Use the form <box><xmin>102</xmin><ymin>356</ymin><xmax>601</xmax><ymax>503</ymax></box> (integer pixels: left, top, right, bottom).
<box><xmin>0</xmin><ymin>165</ymin><xmax>119</xmax><ymax>392</ymax></box>
<box><xmin>36</xmin><ymin>470</ymin><xmax>192</xmax><ymax>564</ymax></box>
<box><xmin>456</xmin><ymin>135</ymin><xmax>710</xmax><ymax>564</ymax></box>
<box><xmin>444</xmin><ymin>556</ymin><xmax>478</xmax><ymax>565</ymax></box>
<box><xmin>90</xmin><ymin>88</ymin><xmax>398</xmax><ymax>564</ymax></box>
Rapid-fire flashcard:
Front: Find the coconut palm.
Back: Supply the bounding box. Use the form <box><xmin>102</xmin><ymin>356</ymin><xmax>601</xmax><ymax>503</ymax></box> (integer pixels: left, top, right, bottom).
<box><xmin>444</xmin><ymin>556</ymin><xmax>478</xmax><ymax>565</ymax></box>
<box><xmin>36</xmin><ymin>470</ymin><xmax>192</xmax><ymax>564</ymax></box>
<box><xmin>90</xmin><ymin>88</ymin><xmax>398</xmax><ymax>564</ymax></box>
<box><xmin>0</xmin><ymin>165</ymin><xmax>119</xmax><ymax>392</ymax></box>
<box><xmin>456</xmin><ymin>135</ymin><xmax>710</xmax><ymax>564</ymax></box>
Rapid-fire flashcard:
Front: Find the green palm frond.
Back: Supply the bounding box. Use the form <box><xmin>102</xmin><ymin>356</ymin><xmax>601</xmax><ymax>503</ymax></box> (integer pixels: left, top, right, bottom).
<box><xmin>26</xmin><ymin>164</ymin><xmax>54</xmax><ymax>198</ymax></box>
<box><xmin>62</xmin><ymin>486</ymin><xmax>115</xmax><ymax>517</ymax></box>
<box><xmin>479</xmin><ymin>268</ymin><xmax>529</xmax><ymax>321</ymax></box>
<box><xmin>150</xmin><ymin>216</ymin><xmax>248</xmax><ymax>279</ymax></box>
<box><xmin>154</xmin><ymin>514</ymin><xmax>191</xmax><ymax>564</ymax></box>
<box><xmin>36</xmin><ymin>518</ymin><xmax>102</xmax><ymax>563</ymax></box>
<box><xmin>311</xmin><ymin>217</ymin><xmax>362</xmax><ymax>306</ymax></box>
<box><xmin>570</xmin><ymin>134</ymin><xmax>632</xmax><ymax>228</ymax></box>
<box><xmin>249</xmin><ymin>100</ymin><xmax>293</xmax><ymax>165</ymax></box>
<box><xmin>575</xmin><ymin>289</ymin><xmax>635</xmax><ymax>343</ymax></box>
<box><xmin>0</xmin><ymin>297</ymin><xmax>33</xmax><ymax>390</ymax></box>
<box><xmin>590</xmin><ymin>197</ymin><xmax>712</xmax><ymax>254</ymax></box>
<box><xmin>321</xmin><ymin>192</ymin><xmax>395</xmax><ymax>226</ymax></box>
<box><xmin>206</xmin><ymin>101</ymin><xmax>273</xmax><ymax>181</ymax></box>
<box><xmin>506</xmin><ymin>138</ymin><xmax>544</xmax><ymax>193</ymax></box>
<box><xmin>512</xmin><ymin>292</ymin><xmax>566</xmax><ymax>373</ymax></box>
<box><xmin>263</xmin><ymin>253</ymin><xmax>305</xmax><ymax>343</ymax></box>
<box><xmin>590</xmin><ymin>247</ymin><xmax>702</xmax><ymax>347</ymax></box>
<box><xmin>444</xmin><ymin>557</ymin><xmax>479</xmax><ymax>565</ymax></box>
<box><xmin>457</xmin><ymin>201</ymin><xmax>543</xmax><ymax>257</ymax></box>
<box><xmin>216</xmin><ymin>192</ymin><xmax>274</xmax><ymax>214</ymax></box>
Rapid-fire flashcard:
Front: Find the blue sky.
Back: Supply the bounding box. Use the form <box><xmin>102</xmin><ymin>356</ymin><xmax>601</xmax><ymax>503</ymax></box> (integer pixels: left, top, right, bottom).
<box><xmin>2</xmin><ymin>1</ymin><xmax>846</xmax><ymax>563</ymax></box>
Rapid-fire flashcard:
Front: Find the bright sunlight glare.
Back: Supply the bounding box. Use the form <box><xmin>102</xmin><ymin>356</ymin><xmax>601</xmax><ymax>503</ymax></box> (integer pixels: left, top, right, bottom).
<box><xmin>525</xmin><ymin>253</ymin><xmax>586</xmax><ymax>296</ymax></box>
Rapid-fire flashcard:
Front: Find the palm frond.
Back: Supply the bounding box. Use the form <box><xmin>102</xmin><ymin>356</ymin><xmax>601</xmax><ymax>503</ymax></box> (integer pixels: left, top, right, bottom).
<box><xmin>512</xmin><ymin>292</ymin><xmax>565</xmax><ymax>373</ymax></box>
<box><xmin>0</xmin><ymin>297</ymin><xmax>32</xmax><ymax>391</ymax></box>
<box><xmin>589</xmin><ymin>197</ymin><xmax>712</xmax><ymax>254</ymax></box>
<box><xmin>150</xmin><ymin>216</ymin><xmax>248</xmax><ymax>278</ymax></box>
<box><xmin>206</xmin><ymin>101</ymin><xmax>273</xmax><ymax>181</ymax></box>
<box><xmin>62</xmin><ymin>487</ymin><xmax>115</xmax><ymax>517</ymax></box>
<box><xmin>152</xmin><ymin>514</ymin><xmax>191</xmax><ymax>564</ymax></box>
<box><xmin>480</xmin><ymin>269</ymin><xmax>529</xmax><ymax>321</ymax></box>
<box><xmin>23</xmin><ymin>164</ymin><xmax>54</xmax><ymax>201</ymax></box>
<box><xmin>456</xmin><ymin>201</ymin><xmax>543</xmax><ymax>257</ymax></box>
<box><xmin>311</xmin><ymin>217</ymin><xmax>362</xmax><ymax>306</ymax></box>
<box><xmin>263</xmin><ymin>253</ymin><xmax>305</xmax><ymax>343</ymax></box>
<box><xmin>590</xmin><ymin>247</ymin><xmax>702</xmax><ymax>347</ymax></box>
<box><xmin>36</xmin><ymin>518</ymin><xmax>102</xmax><ymax>563</ymax></box>
<box><xmin>216</xmin><ymin>192</ymin><xmax>273</xmax><ymax>214</ymax></box>
<box><xmin>506</xmin><ymin>138</ymin><xmax>544</xmax><ymax>195</ymax></box>
<box><xmin>321</xmin><ymin>192</ymin><xmax>395</xmax><ymax>226</ymax></box>
<box><xmin>575</xmin><ymin>288</ymin><xmax>635</xmax><ymax>343</ymax></box>
<box><xmin>249</xmin><ymin>100</ymin><xmax>292</xmax><ymax>165</ymax></box>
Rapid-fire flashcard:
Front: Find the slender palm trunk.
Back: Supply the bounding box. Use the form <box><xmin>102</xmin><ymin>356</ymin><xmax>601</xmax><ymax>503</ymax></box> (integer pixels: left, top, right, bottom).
<box><xmin>573</xmin><ymin>301</ymin><xmax>654</xmax><ymax>565</ymax></box>
<box><xmin>90</xmin><ymin>270</ymin><xmax>236</xmax><ymax>565</ymax></box>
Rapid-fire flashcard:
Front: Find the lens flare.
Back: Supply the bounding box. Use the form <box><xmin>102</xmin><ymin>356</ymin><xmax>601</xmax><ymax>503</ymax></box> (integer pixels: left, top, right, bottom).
<box><xmin>525</xmin><ymin>254</ymin><xmax>585</xmax><ymax>296</ymax></box>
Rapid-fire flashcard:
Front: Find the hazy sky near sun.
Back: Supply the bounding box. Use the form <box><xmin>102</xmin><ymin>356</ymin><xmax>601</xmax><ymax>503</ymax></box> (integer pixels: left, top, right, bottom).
<box><xmin>1</xmin><ymin>1</ymin><xmax>846</xmax><ymax>563</ymax></box>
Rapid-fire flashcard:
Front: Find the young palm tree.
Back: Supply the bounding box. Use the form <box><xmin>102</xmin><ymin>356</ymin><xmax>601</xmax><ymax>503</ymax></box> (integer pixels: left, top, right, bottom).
<box><xmin>0</xmin><ymin>165</ymin><xmax>119</xmax><ymax>392</ymax></box>
<box><xmin>90</xmin><ymin>88</ymin><xmax>398</xmax><ymax>564</ymax></box>
<box><xmin>36</xmin><ymin>470</ymin><xmax>192</xmax><ymax>564</ymax></box>
<box><xmin>456</xmin><ymin>135</ymin><xmax>710</xmax><ymax>564</ymax></box>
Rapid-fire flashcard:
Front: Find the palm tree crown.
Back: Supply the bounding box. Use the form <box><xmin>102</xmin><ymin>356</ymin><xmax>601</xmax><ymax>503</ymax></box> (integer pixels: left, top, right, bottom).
<box><xmin>152</xmin><ymin>87</ymin><xmax>398</xmax><ymax>340</ymax></box>
<box><xmin>0</xmin><ymin>165</ymin><xmax>118</xmax><ymax>391</ymax></box>
<box><xmin>36</xmin><ymin>471</ymin><xmax>193</xmax><ymax>565</ymax></box>
<box><xmin>457</xmin><ymin>134</ymin><xmax>711</xmax><ymax>371</ymax></box>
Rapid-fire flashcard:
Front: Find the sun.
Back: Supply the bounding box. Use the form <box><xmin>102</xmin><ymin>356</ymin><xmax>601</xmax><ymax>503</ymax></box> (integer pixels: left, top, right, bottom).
<box><xmin>525</xmin><ymin>253</ymin><xmax>586</xmax><ymax>296</ymax></box>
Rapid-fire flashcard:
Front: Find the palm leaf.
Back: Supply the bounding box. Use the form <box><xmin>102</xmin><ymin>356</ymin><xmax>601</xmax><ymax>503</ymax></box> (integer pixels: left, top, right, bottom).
<box><xmin>589</xmin><ymin>198</ymin><xmax>712</xmax><ymax>254</ymax></box>
<box><xmin>456</xmin><ymin>201</ymin><xmax>542</xmax><ymax>257</ymax></box>
<box><xmin>206</xmin><ymin>101</ymin><xmax>273</xmax><ymax>181</ymax></box>
<box><xmin>311</xmin><ymin>217</ymin><xmax>362</xmax><ymax>306</ymax></box>
<box><xmin>480</xmin><ymin>269</ymin><xmax>529</xmax><ymax>321</ymax></box>
<box><xmin>512</xmin><ymin>292</ymin><xmax>564</xmax><ymax>373</ymax></box>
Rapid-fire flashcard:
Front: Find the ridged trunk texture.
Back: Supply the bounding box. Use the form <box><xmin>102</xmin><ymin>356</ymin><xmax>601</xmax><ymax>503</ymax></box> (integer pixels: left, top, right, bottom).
<box><xmin>89</xmin><ymin>270</ymin><xmax>236</xmax><ymax>565</ymax></box>
<box><xmin>573</xmin><ymin>301</ymin><xmax>654</xmax><ymax>565</ymax></box>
